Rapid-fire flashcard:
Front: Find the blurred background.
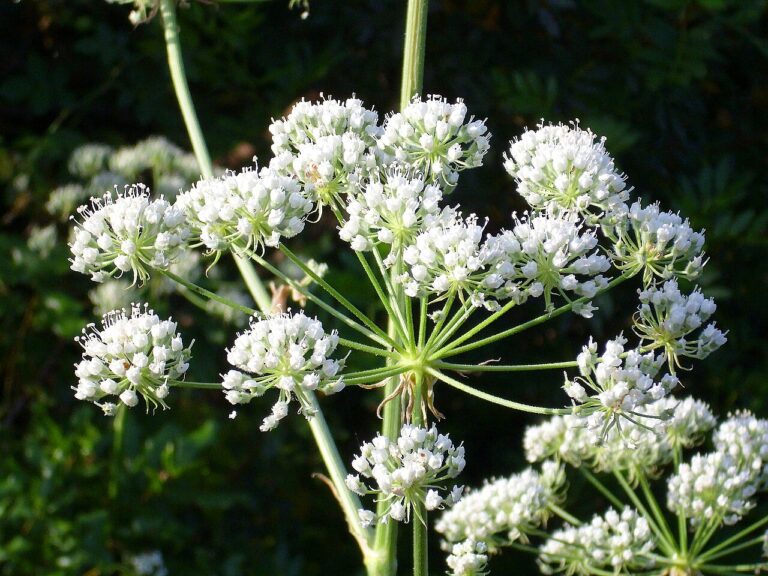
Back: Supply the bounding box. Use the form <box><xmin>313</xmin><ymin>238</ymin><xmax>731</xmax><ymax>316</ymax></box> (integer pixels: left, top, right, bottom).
<box><xmin>1</xmin><ymin>0</ymin><xmax>767</xmax><ymax>574</ymax></box>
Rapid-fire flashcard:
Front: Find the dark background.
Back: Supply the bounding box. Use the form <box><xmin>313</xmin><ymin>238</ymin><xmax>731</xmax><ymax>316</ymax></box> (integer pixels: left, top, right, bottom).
<box><xmin>1</xmin><ymin>0</ymin><xmax>767</xmax><ymax>574</ymax></box>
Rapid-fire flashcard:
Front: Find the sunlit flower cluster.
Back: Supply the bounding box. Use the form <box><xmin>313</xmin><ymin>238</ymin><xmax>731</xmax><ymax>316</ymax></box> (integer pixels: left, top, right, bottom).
<box><xmin>563</xmin><ymin>335</ymin><xmax>678</xmax><ymax>433</ymax></box>
<box><xmin>538</xmin><ymin>508</ymin><xmax>656</xmax><ymax>575</ymax></box>
<box><xmin>484</xmin><ymin>213</ymin><xmax>610</xmax><ymax>315</ymax></box>
<box><xmin>69</xmin><ymin>185</ymin><xmax>189</xmax><ymax>285</ymax></box>
<box><xmin>378</xmin><ymin>95</ymin><xmax>489</xmax><ymax>188</ymax></box>
<box><xmin>446</xmin><ymin>539</ymin><xmax>489</xmax><ymax>576</ymax></box>
<box><xmin>348</xmin><ymin>424</ymin><xmax>465</xmax><ymax>525</ymax></box>
<box><xmin>176</xmin><ymin>165</ymin><xmax>313</xmax><ymax>255</ymax></box>
<box><xmin>338</xmin><ymin>169</ymin><xmax>443</xmax><ymax>257</ymax></box>
<box><xmin>222</xmin><ymin>311</ymin><xmax>345</xmax><ymax>431</ymax></box>
<box><xmin>604</xmin><ymin>201</ymin><xmax>706</xmax><ymax>284</ymax></box>
<box><xmin>73</xmin><ymin>303</ymin><xmax>192</xmax><ymax>414</ymax></box>
<box><xmin>435</xmin><ymin>462</ymin><xmax>565</xmax><ymax>548</ymax></box>
<box><xmin>713</xmin><ymin>412</ymin><xmax>768</xmax><ymax>488</ymax></box>
<box><xmin>504</xmin><ymin>121</ymin><xmax>629</xmax><ymax>219</ymax></box>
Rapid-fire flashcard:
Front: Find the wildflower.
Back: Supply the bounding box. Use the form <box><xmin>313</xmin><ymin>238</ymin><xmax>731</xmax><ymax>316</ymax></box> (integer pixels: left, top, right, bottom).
<box><xmin>604</xmin><ymin>201</ymin><xmax>706</xmax><ymax>284</ymax></box>
<box><xmin>127</xmin><ymin>550</ymin><xmax>168</xmax><ymax>576</ymax></box>
<box><xmin>378</xmin><ymin>95</ymin><xmax>490</xmax><ymax>189</ymax></box>
<box><xmin>634</xmin><ymin>279</ymin><xmax>726</xmax><ymax>369</ymax></box>
<box><xmin>446</xmin><ymin>540</ymin><xmax>489</xmax><ymax>576</ymax></box>
<box><xmin>504</xmin><ymin>121</ymin><xmax>629</xmax><ymax>219</ymax></box>
<box><xmin>69</xmin><ymin>185</ymin><xmax>189</xmax><ymax>285</ymax></box>
<box><xmin>712</xmin><ymin>411</ymin><xmax>768</xmax><ymax>488</ymax></box>
<box><xmin>176</xmin><ymin>165</ymin><xmax>313</xmax><ymax>256</ymax></box>
<box><xmin>348</xmin><ymin>423</ymin><xmax>465</xmax><ymax>524</ymax></box>
<box><xmin>269</xmin><ymin>95</ymin><xmax>380</xmax><ymax>205</ymax></box>
<box><xmin>338</xmin><ymin>168</ymin><xmax>443</xmax><ymax>261</ymax></box>
<box><xmin>73</xmin><ymin>304</ymin><xmax>192</xmax><ymax>413</ymax></box>
<box><xmin>484</xmin><ymin>212</ymin><xmax>610</xmax><ymax>313</ymax></box>
<box><xmin>436</xmin><ymin>461</ymin><xmax>565</xmax><ymax>548</ymax></box>
<box><xmin>222</xmin><ymin>311</ymin><xmax>345</xmax><ymax>431</ymax></box>
<box><xmin>667</xmin><ymin>451</ymin><xmax>757</xmax><ymax>527</ymax></box>
<box><xmin>400</xmin><ymin>208</ymin><xmax>495</xmax><ymax>308</ymax></box>
<box><xmin>538</xmin><ymin>507</ymin><xmax>656</xmax><ymax>575</ymax></box>
<box><xmin>563</xmin><ymin>335</ymin><xmax>679</xmax><ymax>434</ymax></box>
<box><xmin>68</xmin><ymin>143</ymin><xmax>113</xmax><ymax>179</ymax></box>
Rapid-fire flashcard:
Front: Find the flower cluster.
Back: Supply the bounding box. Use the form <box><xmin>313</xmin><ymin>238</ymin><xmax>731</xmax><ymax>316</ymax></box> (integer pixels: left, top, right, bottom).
<box><xmin>446</xmin><ymin>540</ymin><xmax>489</xmax><ymax>576</ymax></box>
<box><xmin>634</xmin><ymin>279</ymin><xmax>726</xmax><ymax>368</ymax></box>
<box><xmin>222</xmin><ymin>311</ymin><xmax>345</xmax><ymax>431</ymax></box>
<box><xmin>604</xmin><ymin>201</ymin><xmax>706</xmax><ymax>284</ymax></box>
<box><xmin>347</xmin><ymin>424</ymin><xmax>465</xmax><ymax>525</ymax></box>
<box><xmin>484</xmin><ymin>213</ymin><xmax>610</xmax><ymax>314</ymax></box>
<box><xmin>269</xmin><ymin>96</ymin><xmax>380</xmax><ymax>205</ymax></box>
<box><xmin>400</xmin><ymin>208</ymin><xmax>493</xmax><ymax>307</ymax></box>
<box><xmin>563</xmin><ymin>335</ymin><xmax>679</xmax><ymax>433</ymax></box>
<box><xmin>538</xmin><ymin>508</ymin><xmax>656</xmax><ymax>575</ymax></box>
<box><xmin>69</xmin><ymin>185</ymin><xmax>189</xmax><ymax>285</ymax></box>
<box><xmin>713</xmin><ymin>412</ymin><xmax>768</xmax><ymax>488</ymax></box>
<box><xmin>525</xmin><ymin>397</ymin><xmax>715</xmax><ymax>481</ymax></box>
<box><xmin>73</xmin><ymin>303</ymin><xmax>192</xmax><ymax>414</ymax></box>
<box><xmin>504</xmin><ymin>121</ymin><xmax>629</xmax><ymax>219</ymax></box>
<box><xmin>176</xmin><ymin>165</ymin><xmax>313</xmax><ymax>255</ymax></box>
<box><xmin>338</xmin><ymin>169</ymin><xmax>443</xmax><ymax>257</ymax></box>
<box><xmin>435</xmin><ymin>462</ymin><xmax>565</xmax><ymax>548</ymax></box>
<box><xmin>378</xmin><ymin>95</ymin><xmax>490</xmax><ymax>188</ymax></box>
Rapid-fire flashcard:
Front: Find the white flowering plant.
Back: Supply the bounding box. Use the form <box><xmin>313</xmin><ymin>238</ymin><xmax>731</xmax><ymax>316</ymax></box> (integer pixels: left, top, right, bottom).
<box><xmin>67</xmin><ymin>0</ymin><xmax>767</xmax><ymax>575</ymax></box>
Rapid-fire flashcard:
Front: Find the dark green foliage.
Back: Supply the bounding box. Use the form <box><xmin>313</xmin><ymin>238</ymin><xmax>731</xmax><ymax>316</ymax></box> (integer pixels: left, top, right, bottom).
<box><xmin>1</xmin><ymin>0</ymin><xmax>767</xmax><ymax>573</ymax></box>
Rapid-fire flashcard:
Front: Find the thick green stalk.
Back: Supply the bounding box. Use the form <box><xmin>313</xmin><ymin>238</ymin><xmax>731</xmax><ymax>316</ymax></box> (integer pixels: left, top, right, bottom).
<box><xmin>371</xmin><ymin>3</ymin><xmax>430</xmax><ymax>572</ymax></box>
<box><xmin>411</xmin><ymin>371</ymin><xmax>428</xmax><ymax>576</ymax></box>
<box><xmin>158</xmin><ymin>2</ymin><xmax>371</xmax><ymax>561</ymax></box>
<box><xmin>159</xmin><ymin>0</ymin><xmax>213</xmax><ymax>179</ymax></box>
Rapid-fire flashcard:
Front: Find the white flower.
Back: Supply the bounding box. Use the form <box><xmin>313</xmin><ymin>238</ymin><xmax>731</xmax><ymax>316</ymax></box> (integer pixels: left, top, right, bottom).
<box><xmin>446</xmin><ymin>540</ymin><xmax>489</xmax><ymax>576</ymax></box>
<box><xmin>176</xmin><ymin>165</ymin><xmax>313</xmax><ymax>254</ymax></box>
<box><xmin>128</xmin><ymin>550</ymin><xmax>168</xmax><ymax>576</ymax></box>
<box><xmin>634</xmin><ymin>279</ymin><xmax>726</xmax><ymax>369</ymax></box>
<box><xmin>484</xmin><ymin>212</ymin><xmax>610</xmax><ymax>311</ymax></box>
<box><xmin>563</xmin><ymin>335</ymin><xmax>679</xmax><ymax>434</ymax></box>
<box><xmin>73</xmin><ymin>304</ymin><xmax>192</xmax><ymax>412</ymax></box>
<box><xmin>351</xmin><ymin>424</ymin><xmax>465</xmax><ymax>525</ymax></box>
<box><xmin>68</xmin><ymin>143</ymin><xmax>112</xmax><ymax>178</ymax></box>
<box><xmin>378</xmin><ymin>95</ymin><xmax>490</xmax><ymax>189</ymax></box>
<box><xmin>400</xmin><ymin>208</ymin><xmax>496</xmax><ymax>308</ymax></box>
<box><xmin>338</xmin><ymin>168</ymin><xmax>443</xmax><ymax>261</ymax></box>
<box><xmin>712</xmin><ymin>411</ymin><xmax>768</xmax><ymax>488</ymax></box>
<box><xmin>538</xmin><ymin>507</ymin><xmax>656</xmax><ymax>575</ymax></box>
<box><xmin>269</xmin><ymin>95</ymin><xmax>380</xmax><ymax>205</ymax></box>
<box><xmin>604</xmin><ymin>200</ymin><xmax>706</xmax><ymax>284</ymax></box>
<box><xmin>436</xmin><ymin>461</ymin><xmax>565</xmax><ymax>547</ymax></box>
<box><xmin>69</xmin><ymin>185</ymin><xmax>190</xmax><ymax>285</ymax></box>
<box><xmin>221</xmin><ymin>311</ymin><xmax>345</xmax><ymax>431</ymax></box>
<box><xmin>504</xmin><ymin>121</ymin><xmax>629</xmax><ymax>219</ymax></box>
<box><xmin>667</xmin><ymin>451</ymin><xmax>757</xmax><ymax>527</ymax></box>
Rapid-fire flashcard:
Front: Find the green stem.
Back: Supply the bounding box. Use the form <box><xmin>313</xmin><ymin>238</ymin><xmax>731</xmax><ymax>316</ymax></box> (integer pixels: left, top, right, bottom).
<box><xmin>399</xmin><ymin>0</ymin><xmax>429</xmax><ymax>109</ymax></box>
<box><xmin>435</xmin><ymin>272</ymin><xmax>633</xmax><ymax>360</ymax></box>
<box><xmin>170</xmin><ymin>380</ymin><xmax>222</xmax><ymax>389</ymax></box>
<box><xmin>233</xmin><ymin>255</ymin><xmax>273</xmax><ymax>314</ymax></box>
<box><xmin>427</xmin><ymin>368</ymin><xmax>573</xmax><ymax>415</ymax></box>
<box><xmin>697</xmin><ymin>514</ymin><xmax>768</xmax><ymax>562</ymax></box>
<box><xmin>434</xmin><ymin>360</ymin><xmax>578</xmax><ymax>373</ymax></box>
<box><xmin>697</xmin><ymin>536</ymin><xmax>765</xmax><ymax>563</ymax></box>
<box><xmin>156</xmin><ymin>267</ymin><xmax>257</xmax><ymax>315</ymax></box>
<box><xmin>579</xmin><ymin>468</ymin><xmax>625</xmax><ymax>509</ymax></box>
<box><xmin>108</xmin><ymin>404</ymin><xmax>126</xmax><ymax>501</ymax></box>
<box><xmin>345</xmin><ymin>366</ymin><xmax>409</xmax><ymax>386</ymax></box>
<box><xmin>159</xmin><ymin>0</ymin><xmax>213</xmax><ymax>178</ymax></box>
<box><xmin>280</xmin><ymin>244</ymin><xmax>396</xmax><ymax>347</ymax></box>
<box><xmin>549</xmin><ymin>503</ymin><xmax>582</xmax><ymax>526</ymax></box>
<box><xmin>339</xmin><ymin>338</ymin><xmax>397</xmax><ymax>359</ymax></box>
<box><xmin>306</xmin><ymin>392</ymin><xmax>373</xmax><ymax>554</ymax></box>
<box><xmin>433</xmin><ymin>298</ymin><xmax>516</xmax><ymax>356</ymax></box>
<box><xmin>638</xmin><ymin>473</ymin><xmax>677</xmax><ymax>553</ymax></box>
<box><xmin>411</xmin><ymin>370</ymin><xmax>428</xmax><ymax>576</ymax></box>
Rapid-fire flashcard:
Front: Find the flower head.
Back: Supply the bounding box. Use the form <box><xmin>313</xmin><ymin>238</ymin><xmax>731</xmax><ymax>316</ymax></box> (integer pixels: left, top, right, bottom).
<box><xmin>73</xmin><ymin>303</ymin><xmax>192</xmax><ymax>414</ymax></box>
<box><xmin>378</xmin><ymin>95</ymin><xmax>490</xmax><ymax>189</ymax></box>
<box><xmin>538</xmin><ymin>507</ymin><xmax>656</xmax><ymax>575</ymax></box>
<box><xmin>69</xmin><ymin>185</ymin><xmax>189</xmax><ymax>285</ymax></box>
<box><xmin>176</xmin><ymin>165</ymin><xmax>313</xmax><ymax>255</ymax></box>
<box><xmin>563</xmin><ymin>335</ymin><xmax>679</xmax><ymax>435</ymax></box>
<box><xmin>338</xmin><ymin>168</ymin><xmax>443</xmax><ymax>259</ymax></box>
<box><xmin>634</xmin><ymin>279</ymin><xmax>726</xmax><ymax>369</ymax></box>
<box><xmin>222</xmin><ymin>311</ymin><xmax>345</xmax><ymax>431</ymax></box>
<box><xmin>713</xmin><ymin>411</ymin><xmax>768</xmax><ymax>488</ymax></box>
<box><xmin>484</xmin><ymin>212</ymin><xmax>610</xmax><ymax>313</ymax></box>
<box><xmin>436</xmin><ymin>461</ymin><xmax>565</xmax><ymax>548</ymax></box>
<box><xmin>604</xmin><ymin>201</ymin><xmax>706</xmax><ymax>284</ymax></box>
<box><xmin>504</xmin><ymin>121</ymin><xmax>629</xmax><ymax>219</ymax></box>
<box><xmin>446</xmin><ymin>540</ymin><xmax>489</xmax><ymax>576</ymax></box>
<box><xmin>348</xmin><ymin>423</ymin><xmax>465</xmax><ymax>524</ymax></box>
